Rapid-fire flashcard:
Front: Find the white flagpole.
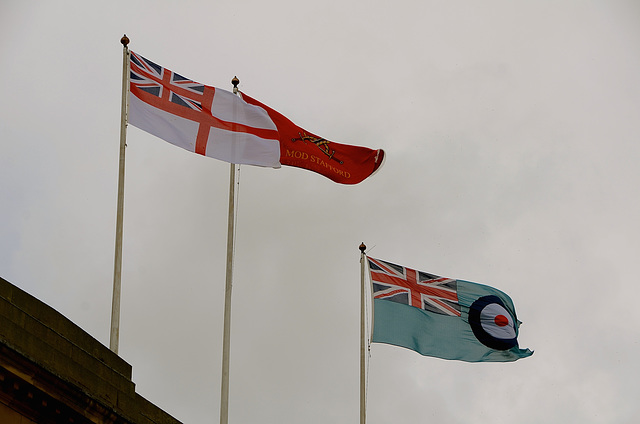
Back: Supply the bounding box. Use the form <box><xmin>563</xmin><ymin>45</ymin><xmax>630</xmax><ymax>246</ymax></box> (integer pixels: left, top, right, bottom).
<box><xmin>219</xmin><ymin>76</ymin><xmax>241</xmax><ymax>424</ymax></box>
<box><xmin>110</xmin><ymin>34</ymin><xmax>130</xmax><ymax>354</ymax></box>
<box><xmin>359</xmin><ymin>242</ymin><xmax>367</xmax><ymax>424</ymax></box>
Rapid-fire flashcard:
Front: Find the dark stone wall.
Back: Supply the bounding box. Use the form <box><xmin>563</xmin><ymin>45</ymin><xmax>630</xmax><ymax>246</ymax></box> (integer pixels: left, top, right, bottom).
<box><xmin>0</xmin><ymin>276</ymin><xmax>182</xmax><ymax>424</ymax></box>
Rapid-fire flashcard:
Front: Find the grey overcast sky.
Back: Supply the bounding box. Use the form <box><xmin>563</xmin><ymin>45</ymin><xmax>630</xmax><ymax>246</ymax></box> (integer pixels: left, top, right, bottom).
<box><xmin>2</xmin><ymin>1</ymin><xmax>639</xmax><ymax>423</ymax></box>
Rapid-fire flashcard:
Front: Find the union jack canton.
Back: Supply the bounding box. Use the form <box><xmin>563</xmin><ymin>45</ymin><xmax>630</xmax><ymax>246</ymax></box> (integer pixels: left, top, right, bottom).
<box><xmin>130</xmin><ymin>52</ymin><xmax>206</xmax><ymax>112</ymax></box>
<box><xmin>367</xmin><ymin>257</ymin><xmax>461</xmax><ymax>316</ymax></box>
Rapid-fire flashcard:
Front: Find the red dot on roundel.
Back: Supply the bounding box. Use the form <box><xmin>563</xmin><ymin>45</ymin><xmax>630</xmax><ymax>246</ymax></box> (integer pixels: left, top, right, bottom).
<box><xmin>494</xmin><ymin>315</ymin><xmax>509</xmax><ymax>327</ymax></box>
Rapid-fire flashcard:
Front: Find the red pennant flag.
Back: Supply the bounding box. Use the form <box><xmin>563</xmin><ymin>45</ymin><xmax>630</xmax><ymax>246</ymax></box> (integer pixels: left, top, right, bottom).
<box><xmin>241</xmin><ymin>92</ymin><xmax>385</xmax><ymax>184</ymax></box>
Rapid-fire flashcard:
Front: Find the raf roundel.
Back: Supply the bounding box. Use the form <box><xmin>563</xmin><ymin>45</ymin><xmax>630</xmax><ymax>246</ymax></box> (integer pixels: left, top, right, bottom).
<box><xmin>469</xmin><ymin>295</ymin><xmax>518</xmax><ymax>350</ymax></box>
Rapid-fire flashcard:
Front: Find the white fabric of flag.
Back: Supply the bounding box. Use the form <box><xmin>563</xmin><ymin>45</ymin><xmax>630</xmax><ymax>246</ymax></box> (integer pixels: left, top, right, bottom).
<box><xmin>128</xmin><ymin>51</ymin><xmax>281</xmax><ymax>167</ymax></box>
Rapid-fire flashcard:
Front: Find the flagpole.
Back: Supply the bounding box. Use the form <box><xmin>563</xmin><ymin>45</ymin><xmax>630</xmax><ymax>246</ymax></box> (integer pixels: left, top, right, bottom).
<box><xmin>110</xmin><ymin>34</ymin><xmax>130</xmax><ymax>354</ymax></box>
<box><xmin>220</xmin><ymin>162</ymin><xmax>235</xmax><ymax>424</ymax></box>
<box><xmin>219</xmin><ymin>76</ymin><xmax>241</xmax><ymax>424</ymax></box>
<box><xmin>359</xmin><ymin>242</ymin><xmax>367</xmax><ymax>424</ymax></box>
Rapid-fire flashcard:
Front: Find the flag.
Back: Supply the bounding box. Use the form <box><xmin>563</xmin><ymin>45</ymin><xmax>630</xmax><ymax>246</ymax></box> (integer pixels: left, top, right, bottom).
<box><xmin>128</xmin><ymin>51</ymin><xmax>281</xmax><ymax>167</ymax></box>
<box><xmin>367</xmin><ymin>257</ymin><xmax>533</xmax><ymax>362</ymax></box>
<box><xmin>241</xmin><ymin>92</ymin><xmax>385</xmax><ymax>184</ymax></box>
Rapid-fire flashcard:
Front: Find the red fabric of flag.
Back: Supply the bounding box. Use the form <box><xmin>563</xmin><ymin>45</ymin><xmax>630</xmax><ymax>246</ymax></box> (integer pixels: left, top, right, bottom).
<box><xmin>241</xmin><ymin>92</ymin><xmax>385</xmax><ymax>184</ymax></box>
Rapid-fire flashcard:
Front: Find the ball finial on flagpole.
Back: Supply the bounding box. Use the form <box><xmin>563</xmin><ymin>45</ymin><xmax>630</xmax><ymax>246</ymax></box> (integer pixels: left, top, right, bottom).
<box><xmin>232</xmin><ymin>76</ymin><xmax>239</xmax><ymax>94</ymax></box>
<box><xmin>359</xmin><ymin>242</ymin><xmax>366</xmax><ymax>253</ymax></box>
<box><xmin>120</xmin><ymin>34</ymin><xmax>130</xmax><ymax>47</ymax></box>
